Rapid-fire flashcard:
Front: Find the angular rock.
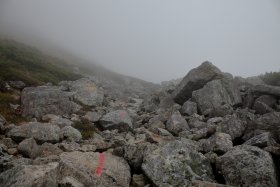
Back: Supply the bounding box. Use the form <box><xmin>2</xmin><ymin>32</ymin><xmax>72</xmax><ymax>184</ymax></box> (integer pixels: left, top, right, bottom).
<box><xmin>180</xmin><ymin>100</ymin><xmax>198</xmax><ymax>116</ymax></box>
<box><xmin>0</xmin><ymin>162</ymin><xmax>59</xmax><ymax>187</ymax></box>
<box><xmin>122</xmin><ymin>143</ymin><xmax>157</xmax><ymax>171</ymax></box>
<box><xmin>144</xmin><ymin>119</ymin><xmax>165</xmax><ymax>133</ymax></box>
<box><xmin>200</xmin><ymin>133</ymin><xmax>233</xmax><ymax>154</ymax></box>
<box><xmin>142</xmin><ymin>140</ymin><xmax>214</xmax><ymax>187</ymax></box>
<box><xmin>244</xmin><ymin>132</ymin><xmax>277</xmax><ymax>148</ymax></box>
<box><xmin>166</xmin><ymin>111</ymin><xmax>189</xmax><ymax>135</ymax></box>
<box><xmin>99</xmin><ymin>110</ymin><xmax>133</xmax><ymax>131</ymax></box>
<box><xmin>7</xmin><ymin>122</ymin><xmax>60</xmax><ymax>143</ymax></box>
<box><xmin>68</xmin><ymin>78</ymin><xmax>104</xmax><ymax>107</ymax></box>
<box><xmin>18</xmin><ymin>138</ymin><xmax>40</xmax><ymax>159</ymax></box>
<box><xmin>22</xmin><ymin>86</ymin><xmax>81</xmax><ymax>118</ymax></box>
<box><xmin>216</xmin><ymin>115</ymin><xmax>245</xmax><ymax>140</ymax></box>
<box><xmin>60</xmin><ymin>126</ymin><xmax>82</xmax><ymax>142</ymax></box>
<box><xmin>216</xmin><ymin>145</ymin><xmax>278</xmax><ymax>187</ymax></box>
<box><xmin>253</xmin><ymin>95</ymin><xmax>277</xmax><ymax>114</ymax></box>
<box><xmin>59</xmin><ymin>151</ymin><xmax>131</xmax><ymax>187</ymax></box>
<box><xmin>172</xmin><ymin>61</ymin><xmax>224</xmax><ymax>104</ymax></box>
<box><xmin>192</xmin><ymin>79</ymin><xmax>242</xmax><ymax>115</ymax></box>
<box><xmin>254</xmin><ymin>112</ymin><xmax>280</xmax><ymax>140</ymax></box>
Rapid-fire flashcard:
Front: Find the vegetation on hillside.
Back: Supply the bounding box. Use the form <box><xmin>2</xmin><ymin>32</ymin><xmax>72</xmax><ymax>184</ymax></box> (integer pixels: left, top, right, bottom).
<box><xmin>260</xmin><ymin>71</ymin><xmax>280</xmax><ymax>86</ymax></box>
<box><xmin>0</xmin><ymin>40</ymin><xmax>81</xmax><ymax>86</ymax></box>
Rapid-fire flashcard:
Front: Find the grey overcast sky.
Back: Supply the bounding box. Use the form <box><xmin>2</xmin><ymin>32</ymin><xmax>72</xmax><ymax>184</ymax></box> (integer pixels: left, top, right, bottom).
<box><xmin>0</xmin><ymin>0</ymin><xmax>280</xmax><ymax>83</ymax></box>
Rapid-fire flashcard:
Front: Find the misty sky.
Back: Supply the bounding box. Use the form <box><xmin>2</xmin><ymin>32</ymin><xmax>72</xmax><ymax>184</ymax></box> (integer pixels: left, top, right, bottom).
<box><xmin>0</xmin><ymin>0</ymin><xmax>280</xmax><ymax>83</ymax></box>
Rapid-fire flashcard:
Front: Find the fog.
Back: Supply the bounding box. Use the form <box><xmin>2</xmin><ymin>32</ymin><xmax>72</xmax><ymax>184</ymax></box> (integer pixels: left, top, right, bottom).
<box><xmin>1</xmin><ymin>0</ymin><xmax>280</xmax><ymax>83</ymax></box>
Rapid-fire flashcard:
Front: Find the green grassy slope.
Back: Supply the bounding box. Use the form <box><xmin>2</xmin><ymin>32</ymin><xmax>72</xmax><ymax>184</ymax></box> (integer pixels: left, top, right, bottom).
<box><xmin>0</xmin><ymin>40</ymin><xmax>82</xmax><ymax>86</ymax></box>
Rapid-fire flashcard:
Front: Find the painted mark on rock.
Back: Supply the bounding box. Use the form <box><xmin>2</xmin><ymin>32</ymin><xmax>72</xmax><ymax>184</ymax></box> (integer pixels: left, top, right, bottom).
<box><xmin>95</xmin><ymin>153</ymin><xmax>106</xmax><ymax>177</ymax></box>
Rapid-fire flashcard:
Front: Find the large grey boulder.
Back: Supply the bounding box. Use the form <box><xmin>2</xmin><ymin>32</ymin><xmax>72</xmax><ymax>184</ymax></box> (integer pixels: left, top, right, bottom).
<box><xmin>216</xmin><ymin>145</ymin><xmax>278</xmax><ymax>187</ymax></box>
<box><xmin>166</xmin><ymin>111</ymin><xmax>190</xmax><ymax>135</ymax></box>
<box><xmin>192</xmin><ymin>79</ymin><xmax>242</xmax><ymax>115</ymax></box>
<box><xmin>59</xmin><ymin>152</ymin><xmax>131</xmax><ymax>187</ymax></box>
<box><xmin>142</xmin><ymin>140</ymin><xmax>214</xmax><ymax>187</ymax></box>
<box><xmin>7</xmin><ymin>122</ymin><xmax>60</xmax><ymax>143</ymax></box>
<box><xmin>22</xmin><ymin>86</ymin><xmax>81</xmax><ymax>118</ymax></box>
<box><xmin>0</xmin><ymin>162</ymin><xmax>59</xmax><ymax>187</ymax></box>
<box><xmin>99</xmin><ymin>110</ymin><xmax>133</xmax><ymax>131</ymax></box>
<box><xmin>67</xmin><ymin>78</ymin><xmax>104</xmax><ymax>107</ymax></box>
<box><xmin>172</xmin><ymin>62</ymin><xmax>224</xmax><ymax>104</ymax></box>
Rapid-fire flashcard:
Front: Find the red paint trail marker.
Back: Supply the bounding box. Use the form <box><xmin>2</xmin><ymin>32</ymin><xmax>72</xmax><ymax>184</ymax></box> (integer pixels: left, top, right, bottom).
<box><xmin>95</xmin><ymin>153</ymin><xmax>106</xmax><ymax>177</ymax></box>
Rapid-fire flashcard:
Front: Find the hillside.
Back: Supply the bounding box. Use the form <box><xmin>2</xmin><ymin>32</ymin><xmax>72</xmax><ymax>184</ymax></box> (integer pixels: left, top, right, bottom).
<box><xmin>0</xmin><ymin>40</ymin><xmax>82</xmax><ymax>86</ymax></box>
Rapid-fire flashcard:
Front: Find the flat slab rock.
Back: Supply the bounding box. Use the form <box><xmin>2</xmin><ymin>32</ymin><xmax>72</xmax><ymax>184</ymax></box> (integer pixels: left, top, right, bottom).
<box><xmin>7</xmin><ymin>122</ymin><xmax>60</xmax><ymax>143</ymax></box>
<box><xmin>142</xmin><ymin>140</ymin><xmax>214</xmax><ymax>187</ymax></box>
<box><xmin>21</xmin><ymin>86</ymin><xmax>81</xmax><ymax>118</ymax></box>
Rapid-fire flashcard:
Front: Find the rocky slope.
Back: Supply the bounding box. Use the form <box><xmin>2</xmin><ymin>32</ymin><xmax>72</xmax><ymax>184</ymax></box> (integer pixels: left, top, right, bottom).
<box><xmin>1</xmin><ymin>61</ymin><xmax>280</xmax><ymax>187</ymax></box>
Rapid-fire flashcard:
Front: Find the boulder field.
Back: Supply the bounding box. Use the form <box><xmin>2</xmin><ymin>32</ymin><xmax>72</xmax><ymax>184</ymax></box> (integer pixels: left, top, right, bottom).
<box><xmin>1</xmin><ymin>62</ymin><xmax>280</xmax><ymax>187</ymax></box>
